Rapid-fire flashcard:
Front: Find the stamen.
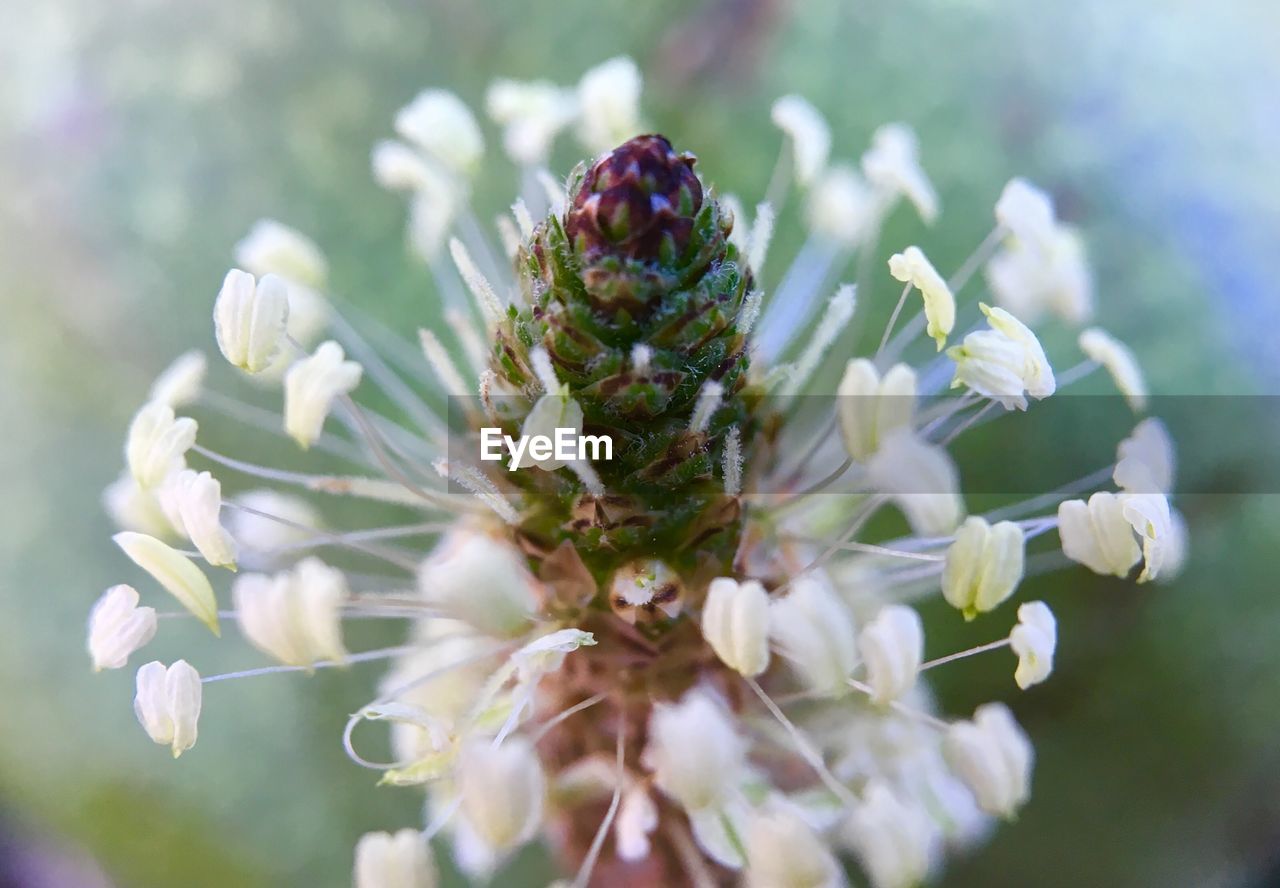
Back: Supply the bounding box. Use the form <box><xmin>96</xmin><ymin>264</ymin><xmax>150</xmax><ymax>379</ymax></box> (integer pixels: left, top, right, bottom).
<box><xmin>202</xmin><ymin>644</ymin><xmax>418</xmax><ymax>684</ymax></box>
<box><xmin>530</xmin><ymin>692</ymin><xmax>609</xmax><ymax>745</ymax></box>
<box><xmin>571</xmin><ymin>729</ymin><xmax>626</xmax><ymax>888</ymax></box>
<box><xmin>920</xmin><ymin>638</ymin><xmax>1011</xmax><ymax>671</ymax></box>
<box><xmin>1054</xmin><ymin>358</ymin><xmax>1101</xmax><ymax>389</ymax></box>
<box><xmin>940</xmin><ymin>399</ymin><xmax>1001</xmax><ymax>446</ymax></box>
<box><xmin>779</xmin><ymin>535</ymin><xmax>946</xmax><ymax>563</ymax></box>
<box><xmin>222</xmin><ymin>501</ymin><xmax>422</xmax><ymax>571</ymax></box>
<box><xmin>198</xmin><ymin>390</ymin><xmax>370</xmax><ymax>466</ymax></box>
<box><xmin>875</xmin><ymin>282</ymin><xmax>914</xmax><ymax>360</ymax></box>
<box><xmin>745</xmin><ymin>677</ymin><xmax>857</xmax><ymax>806</ymax></box>
<box><xmin>844</xmin><ymin>678</ymin><xmax>950</xmax><ymax>731</ymax></box>
<box><xmin>981</xmin><ymin>464</ymin><xmax>1114</xmax><ymax>523</ymax></box>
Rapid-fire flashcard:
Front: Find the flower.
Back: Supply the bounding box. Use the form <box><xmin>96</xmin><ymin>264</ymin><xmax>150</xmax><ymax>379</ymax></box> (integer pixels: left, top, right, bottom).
<box><xmin>1079</xmin><ymin>327</ymin><xmax>1148</xmax><ymax>412</ymax></box>
<box><xmin>944</xmin><ymin>703</ymin><xmax>1033</xmax><ymax>818</ymax></box>
<box><xmin>701</xmin><ymin>577</ymin><xmax>771</xmax><ymax>677</ymax></box>
<box><xmin>858</xmin><ymin>605</ymin><xmax>924</xmax><ymax>705</ymax></box>
<box><xmin>88</xmin><ymin>62</ymin><xmax>1179</xmax><ymax>888</ymax></box>
<box><xmin>772</xmin><ymin>94</ymin><xmax>831</xmax><ymax>187</ymax></box>
<box><xmin>213</xmin><ymin>269</ymin><xmax>291</xmax><ymax>374</ymax></box>
<box><xmin>134</xmin><ymin>660</ymin><xmax>202</xmax><ymax>757</ymax></box>
<box><xmin>156</xmin><ymin>469</ymin><xmax>238</xmax><ymax>568</ymax></box>
<box><xmin>949</xmin><ymin>303</ymin><xmax>1055</xmax><ymax>410</ymax></box>
<box><xmin>233</xmin><ymin>557</ymin><xmax>348</xmax><ymax>667</ymax></box>
<box><xmin>88</xmin><ymin>584</ymin><xmax>158</xmax><ymax>671</ymax></box>
<box><xmin>1009</xmin><ymin>601</ymin><xmax>1056</xmax><ymax>689</ymax></box>
<box><xmin>941</xmin><ymin>517</ymin><xmax>1026</xmax><ymax>620</ymax></box>
<box><xmin>283</xmin><ymin>340</ymin><xmax>363</xmax><ymax>448</ymax></box>
<box><xmin>126</xmin><ymin>401</ymin><xmax>197</xmax><ymax>488</ymax></box>
<box><xmin>888</xmin><ymin>246</ymin><xmax>955</xmax><ymax>349</ymax></box>
<box><xmin>354</xmin><ymin>830</ymin><xmax>438</xmax><ymax>888</ymax></box>
<box><xmin>837</xmin><ymin>360</ymin><xmax>917</xmax><ymax>462</ymax></box>
<box><xmin>114</xmin><ymin>531</ymin><xmax>219</xmax><ymax>634</ymax></box>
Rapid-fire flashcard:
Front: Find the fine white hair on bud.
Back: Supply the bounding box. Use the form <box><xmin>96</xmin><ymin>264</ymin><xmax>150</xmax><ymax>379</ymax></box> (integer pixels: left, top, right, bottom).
<box><xmin>944</xmin><ymin>703</ymin><xmax>1033</xmax><ymax>818</ymax></box>
<box><xmin>354</xmin><ymin>829</ymin><xmax>437</xmax><ymax>888</ymax></box>
<box><xmin>994</xmin><ymin>177</ymin><xmax>1057</xmax><ymax>252</ymax></box>
<box><xmin>134</xmin><ymin>660</ymin><xmax>202</xmax><ymax>758</ymax></box>
<box><xmin>888</xmin><ymin>246</ymin><xmax>955</xmax><ymax>350</ymax></box>
<box><xmin>417</xmin><ymin>532</ymin><xmax>536</xmax><ymax>637</ymax></box>
<box><xmin>1078</xmin><ymin>327</ymin><xmax>1149</xmax><ymax>413</ymax></box>
<box><xmin>769</xmin><ymin>576</ymin><xmax>859</xmax><ymax>696</ymax></box>
<box><xmin>114</xmin><ymin>532</ymin><xmax>220</xmax><ymax>635</ymax></box>
<box><xmin>126</xmin><ymin>400</ymin><xmax>198</xmax><ymax>489</ymax></box>
<box><xmin>1010</xmin><ymin>601</ymin><xmax>1057</xmax><ymax>689</ymax></box>
<box><xmin>213</xmin><ymin>269</ymin><xmax>291</xmax><ymax>374</ymax></box>
<box><xmin>845</xmin><ymin>781</ymin><xmax>936</xmax><ymax>888</ymax></box>
<box><xmin>642</xmin><ymin>688</ymin><xmax>746</xmax><ymax>814</ymax></box>
<box><xmin>771</xmin><ymin>94</ymin><xmax>831</xmax><ymax>187</ymax></box>
<box><xmin>948</xmin><ymin>303</ymin><xmax>1056</xmax><ymax>410</ymax></box>
<box><xmin>234</xmin><ymin>219</ymin><xmax>328</xmax><ymax>289</ymax></box>
<box><xmin>284</xmin><ymin>340</ymin><xmax>363</xmax><ymax>448</ymax></box>
<box><xmin>148</xmin><ymin>350</ymin><xmax>207</xmax><ymax>408</ymax></box>
<box><xmin>941</xmin><ymin>516</ymin><xmax>1026</xmax><ymax>621</ymax></box>
<box><xmin>868</xmin><ymin>428</ymin><xmax>966</xmax><ymax>536</ymax></box>
<box><xmin>1114</xmin><ymin>417</ymin><xmax>1175</xmax><ymax>494</ymax></box>
<box><xmin>576</xmin><ymin>56</ymin><xmax>643</xmax><ymax>154</ymax></box>
<box><xmin>456</xmin><ymin>737</ymin><xmax>545</xmax><ymax>853</ymax></box>
<box><xmin>701</xmin><ymin>578</ymin><xmax>771</xmax><ymax>677</ymax></box>
<box><xmin>394</xmin><ymin>89</ymin><xmax>485</xmax><ymax>176</ymax></box>
<box><xmin>806</xmin><ymin>164</ymin><xmax>876</xmax><ymax>247</ymax></box>
<box><xmin>88</xmin><ymin>584</ymin><xmax>158</xmax><ymax>671</ymax></box>
<box><xmin>744</xmin><ymin>806</ymin><xmax>844</xmax><ymax>888</ymax></box>
<box><xmin>837</xmin><ymin>359</ymin><xmax>917</xmax><ymax>462</ymax></box>
<box><xmin>862</xmin><ymin>123</ymin><xmax>939</xmax><ymax>224</ymax></box>
<box><xmin>156</xmin><ymin>469</ymin><xmax>238</xmax><ymax>569</ymax></box>
<box><xmin>858</xmin><ymin>604</ymin><xmax>924</xmax><ymax>705</ymax></box>
<box><xmin>232</xmin><ymin>557</ymin><xmax>348</xmax><ymax>667</ymax></box>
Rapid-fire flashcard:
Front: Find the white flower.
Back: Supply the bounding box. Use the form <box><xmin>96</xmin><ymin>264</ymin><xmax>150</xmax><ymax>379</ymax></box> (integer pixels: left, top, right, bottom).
<box><xmin>234</xmin><ymin>219</ymin><xmax>328</xmax><ymax>289</ymax></box>
<box><xmin>394</xmin><ymin>89</ymin><xmax>484</xmax><ymax>176</ymax></box>
<box><xmin>837</xmin><ymin>360</ymin><xmax>917</xmax><ymax>462</ymax></box>
<box><xmin>126</xmin><ymin>400</ymin><xmax>197</xmax><ymax>489</ymax></box>
<box><xmin>114</xmin><ymin>532</ymin><xmax>219</xmax><ymax>635</ymax></box>
<box><xmin>103</xmin><ymin>472</ymin><xmax>178</xmax><ymax>538</ymax></box>
<box><xmin>772</xmin><ymin>94</ymin><xmax>831</xmax><ymax>187</ymax></box>
<box><xmin>948</xmin><ymin>303</ymin><xmax>1055</xmax><ymax>410</ymax></box>
<box><xmin>858</xmin><ymin>605</ymin><xmax>924</xmax><ymax>705</ymax></box>
<box><xmin>233</xmin><ymin>557</ymin><xmax>348</xmax><ymax>667</ymax></box>
<box><xmin>1114</xmin><ymin>417</ymin><xmax>1175</xmax><ymax>494</ymax></box>
<box><xmin>354</xmin><ymin>829</ymin><xmax>437</xmax><ymax>888</ymax></box>
<box><xmin>806</xmin><ymin>164</ymin><xmax>876</xmax><ymax>246</ymax></box>
<box><xmin>941</xmin><ymin>517</ymin><xmax>1026</xmax><ymax>620</ymax></box>
<box><xmin>615</xmin><ymin>785</ymin><xmax>659</xmax><ymax>862</ymax></box>
<box><xmin>944</xmin><ymin>702</ymin><xmax>1032</xmax><ymax>818</ymax></box>
<box><xmin>769</xmin><ymin>576</ymin><xmax>859</xmax><ymax>696</ymax></box>
<box><xmin>417</xmin><ymin>532</ymin><xmax>536</xmax><ymax>637</ymax></box>
<box><xmin>1079</xmin><ymin>327</ymin><xmax>1148</xmax><ymax>412</ymax></box>
<box><xmin>888</xmin><ymin>246</ymin><xmax>955</xmax><ymax>350</ymax></box>
<box><xmin>745</xmin><ymin>806</ymin><xmax>845</xmax><ymax>888</ymax></box>
<box><xmin>148</xmin><ymin>350</ymin><xmax>207</xmax><ymax>408</ymax></box>
<box><xmin>1009</xmin><ymin>601</ymin><xmax>1056</xmax><ymax>689</ymax></box>
<box><xmin>987</xmin><ymin>227</ymin><xmax>1093</xmax><ymax>325</ymax></box>
<box><xmin>486</xmin><ymin>78</ymin><xmax>578</xmax><ymax>165</ymax></box>
<box><xmin>213</xmin><ymin>269</ymin><xmax>290</xmax><ymax>374</ymax></box>
<box><xmin>845</xmin><ymin>781</ymin><xmax>936</xmax><ymax>888</ymax></box>
<box><xmin>283</xmin><ymin>340</ymin><xmax>363</xmax><ymax>448</ymax></box>
<box><xmin>456</xmin><ymin>737</ymin><xmax>545</xmax><ymax>852</ymax></box>
<box><xmin>1056</xmin><ymin>492</ymin><xmax>1141</xmax><ymax>579</ymax></box>
<box><xmin>701</xmin><ymin>577</ymin><xmax>771</xmax><ymax>677</ymax></box>
<box><xmin>225</xmin><ymin>489</ymin><xmax>322</xmax><ymax>569</ymax></box>
<box><xmin>867</xmin><ymin>428</ymin><xmax>966</xmax><ymax>536</ymax></box>
<box><xmin>87</xmin><ymin>584</ymin><xmax>157</xmax><ymax>671</ymax></box>
<box><xmin>642</xmin><ymin>688</ymin><xmax>746</xmax><ymax>813</ymax></box>
<box><xmin>577</xmin><ymin>56</ymin><xmax>643</xmax><ymax>154</ymax></box>
<box><xmin>134</xmin><ymin>660</ymin><xmax>202</xmax><ymax>757</ymax></box>
<box><xmin>862</xmin><ymin>123</ymin><xmax>938</xmax><ymax>224</ymax></box>
<box><xmin>156</xmin><ymin>469</ymin><xmax>237</xmax><ymax>569</ymax></box>
<box><xmin>994</xmin><ymin>178</ymin><xmax>1056</xmax><ymax>252</ymax></box>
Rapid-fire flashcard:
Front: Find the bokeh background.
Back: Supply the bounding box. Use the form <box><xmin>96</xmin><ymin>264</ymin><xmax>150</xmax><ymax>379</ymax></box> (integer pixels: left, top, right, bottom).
<box><xmin>2</xmin><ymin>0</ymin><xmax>1278</xmax><ymax>885</ymax></box>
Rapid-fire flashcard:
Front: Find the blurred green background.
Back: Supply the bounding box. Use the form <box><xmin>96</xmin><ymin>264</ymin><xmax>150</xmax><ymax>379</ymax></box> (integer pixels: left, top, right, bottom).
<box><xmin>2</xmin><ymin>0</ymin><xmax>1278</xmax><ymax>885</ymax></box>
